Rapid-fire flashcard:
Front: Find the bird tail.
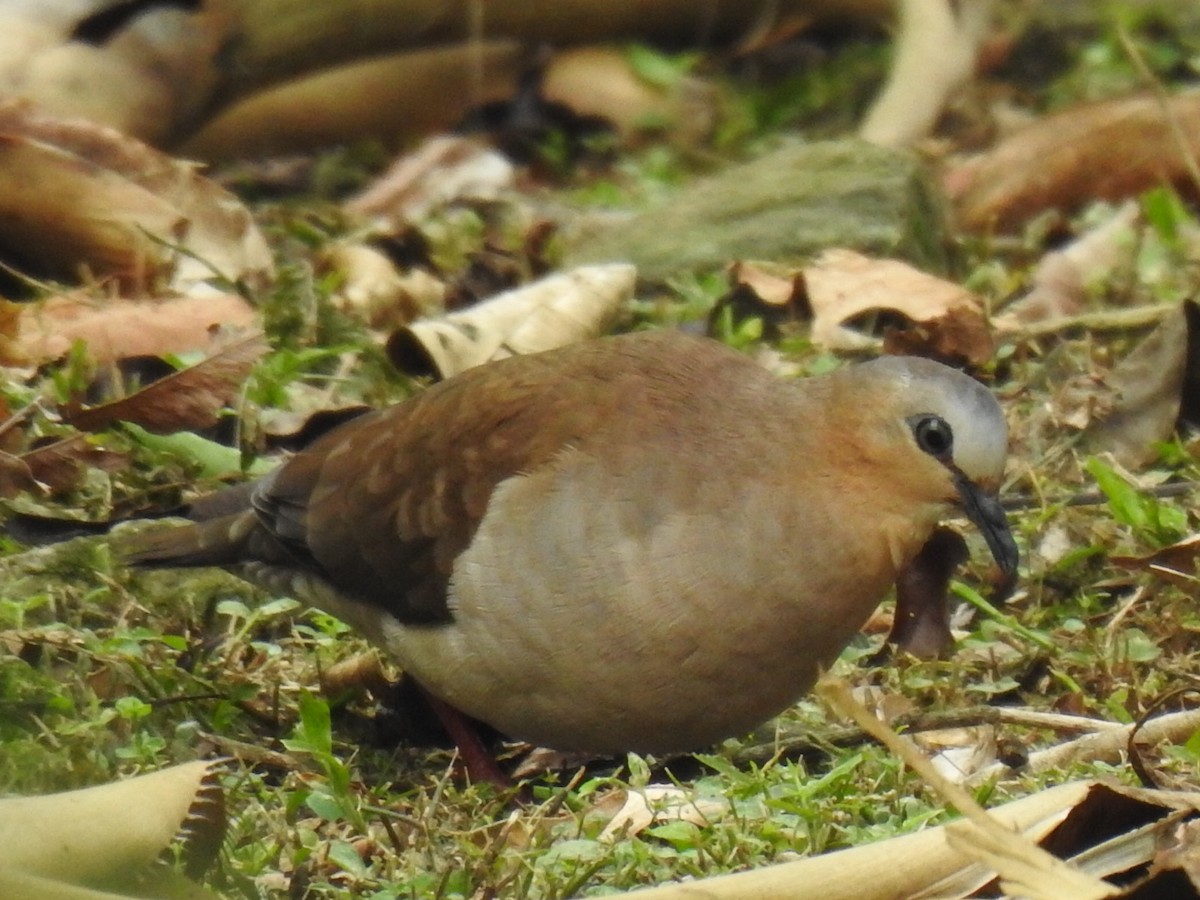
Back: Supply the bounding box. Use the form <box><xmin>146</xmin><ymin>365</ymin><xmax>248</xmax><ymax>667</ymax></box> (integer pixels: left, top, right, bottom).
<box><xmin>118</xmin><ymin>512</ymin><xmax>260</xmax><ymax>568</ymax></box>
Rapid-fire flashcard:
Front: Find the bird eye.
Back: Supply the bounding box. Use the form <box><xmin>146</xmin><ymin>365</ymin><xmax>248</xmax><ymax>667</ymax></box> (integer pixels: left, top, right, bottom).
<box><xmin>913</xmin><ymin>415</ymin><xmax>953</xmax><ymax>458</ymax></box>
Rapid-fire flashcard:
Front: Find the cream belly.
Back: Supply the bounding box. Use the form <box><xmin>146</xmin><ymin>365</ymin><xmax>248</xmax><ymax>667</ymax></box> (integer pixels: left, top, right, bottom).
<box><xmin>378</xmin><ymin>459</ymin><xmax>910</xmax><ymax>753</ymax></box>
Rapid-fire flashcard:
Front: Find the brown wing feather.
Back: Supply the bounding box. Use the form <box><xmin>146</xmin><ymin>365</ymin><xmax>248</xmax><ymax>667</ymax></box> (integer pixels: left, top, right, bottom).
<box><xmin>131</xmin><ymin>332</ymin><xmax>780</xmax><ymax>626</ymax></box>
<box><xmin>254</xmin><ymin>332</ymin><xmax>781</xmax><ymax>624</ymax></box>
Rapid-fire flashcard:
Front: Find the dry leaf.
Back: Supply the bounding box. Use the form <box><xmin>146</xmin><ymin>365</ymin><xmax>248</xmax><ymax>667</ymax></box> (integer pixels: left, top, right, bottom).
<box><xmin>1111</xmin><ymin>534</ymin><xmax>1200</xmax><ymax>588</ymax></box>
<box><xmin>1084</xmin><ymin>300</ymin><xmax>1200</xmax><ymax>468</ymax></box>
<box><xmin>64</xmin><ymin>332</ymin><xmax>268</xmax><ymax>433</ymax></box>
<box><xmin>16</xmin><ymin>434</ymin><xmax>128</xmax><ymax>495</ymax></box>
<box><xmin>323</xmin><ymin>242</ymin><xmax>444</xmax><ymax>330</ymax></box>
<box><xmin>8</xmin><ymin>291</ymin><xmax>260</xmax><ymax>366</ymax></box>
<box><xmin>388</xmin><ymin>263</ymin><xmax>633</xmax><ymax>379</ymax></box>
<box><xmin>996</xmin><ymin>202</ymin><xmax>1143</xmax><ymax>328</ymax></box>
<box><xmin>597</xmin><ymin>785</ymin><xmax>725</xmax><ymax>842</ymax></box>
<box><xmin>1149</xmin><ymin>819</ymin><xmax>1200</xmax><ymax>887</ymax></box>
<box><xmin>0</xmin><ymin>3</ymin><xmax>222</xmax><ymax>145</ymax></box>
<box><xmin>319</xmin><ymin>651</ymin><xmax>393</xmax><ymax>698</ymax></box>
<box><xmin>967</xmin><ymin>707</ymin><xmax>1200</xmax><ymax>788</ymax></box>
<box><xmin>0</xmin><ymin>101</ymin><xmax>273</xmax><ymax>291</ymax></box>
<box><xmin>623</xmin><ymin>780</ymin><xmax>1118</xmax><ymax>900</ymax></box>
<box><xmin>947</xmin><ymin>88</ymin><xmax>1200</xmax><ymax>233</ymax></box>
<box><xmin>916</xmin><ymin>726</ymin><xmax>998</xmax><ymax>785</ymax></box>
<box><xmin>709</xmin><ymin>261</ymin><xmax>807</xmax><ymax>339</ymax></box>
<box><xmin>345</xmin><ymin>135</ymin><xmax>515</xmax><ymax>225</ymax></box>
<box><xmin>801</xmin><ymin>249</ymin><xmax>994</xmax><ymax>366</ymax></box>
<box><xmin>728</xmin><ymin>261</ymin><xmax>803</xmax><ymax>309</ymax></box>
<box><xmin>944</xmin><ymin>818</ymin><xmax>1118</xmax><ymax>900</ymax></box>
<box><xmin>0</xmin><ymin>449</ymin><xmax>37</xmax><ymax>498</ymax></box>
<box><xmin>184</xmin><ymin>41</ymin><xmax>527</xmax><ymax>160</ymax></box>
<box><xmin>0</xmin><ymin>760</ymin><xmax>225</xmax><ymax>899</ymax></box>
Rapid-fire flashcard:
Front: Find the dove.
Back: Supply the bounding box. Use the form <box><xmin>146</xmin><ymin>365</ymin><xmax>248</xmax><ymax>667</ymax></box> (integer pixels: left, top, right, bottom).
<box><xmin>123</xmin><ymin>330</ymin><xmax>1017</xmax><ymax>780</ymax></box>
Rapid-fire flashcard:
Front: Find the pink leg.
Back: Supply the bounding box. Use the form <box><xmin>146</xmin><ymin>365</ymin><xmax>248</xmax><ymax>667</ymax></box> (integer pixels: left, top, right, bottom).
<box><xmin>419</xmin><ymin>688</ymin><xmax>511</xmax><ymax>788</ymax></box>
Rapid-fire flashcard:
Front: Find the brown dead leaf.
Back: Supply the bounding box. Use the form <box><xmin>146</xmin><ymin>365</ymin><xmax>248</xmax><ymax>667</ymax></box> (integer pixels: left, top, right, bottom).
<box><xmin>801</xmin><ymin>249</ymin><xmax>994</xmax><ymax>365</ymax></box>
<box><xmin>1084</xmin><ymin>300</ymin><xmax>1200</xmax><ymax>468</ymax></box>
<box><xmin>0</xmin><ymin>101</ymin><xmax>273</xmax><ymax>291</ymax></box>
<box><xmin>0</xmin><ymin>450</ymin><xmax>37</xmax><ymax>498</ymax></box>
<box><xmin>64</xmin><ymin>332</ymin><xmax>268</xmax><ymax>434</ymax></box>
<box><xmin>8</xmin><ymin>291</ymin><xmax>259</xmax><ymax>366</ymax></box>
<box><xmin>17</xmin><ymin>434</ymin><xmax>129</xmax><ymax>495</ymax></box>
<box><xmin>727</xmin><ymin>261</ymin><xmax>802</xmax><ymax>308</ymax></box>
<box><xmin>184</xmin><ymin>41</ymin><xmax>528</xmax><ymax>161</ymax></box>
<box><xmin>1111</xmin><ymin>534</ymin><xmax>1200</xmax><ymax>589</ymax></box>
<box><xmin>947</xmin><ymin>88</ymin><xmax>1200</xmax><ymax>233</ymax></box>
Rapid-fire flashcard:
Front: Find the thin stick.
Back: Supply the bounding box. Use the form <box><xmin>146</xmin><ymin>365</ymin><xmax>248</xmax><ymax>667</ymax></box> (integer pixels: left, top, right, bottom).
<box><xmin>817</xmin><ymin>677</ymin><xmax>1118</xmax><ymax>899</ymax></box>
<box><xmin>1001</xmin><ymin>481</ymin><xmax>1198</xmax><ymax>513</ymax></box>
<box><xmin>734</xmin><ymin>703</ymin><xmax>1125</xmax><ymax>768</ymax></box>
<box><xmin>1117</xmin><ymin>26</ymin><xmax>1200</xmax><ymax>195</ymax></box>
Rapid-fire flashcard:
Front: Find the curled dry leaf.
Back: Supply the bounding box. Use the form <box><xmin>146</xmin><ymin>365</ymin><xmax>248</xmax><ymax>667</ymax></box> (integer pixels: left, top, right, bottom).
<box><xmin>319</xmin><ymin>650</ymin><xmax>393</xmax><ymax>698</ymax></box>
<box><xmin>0</xmin><ymin>759</ymin><xmax>225</xmax><ymax>898</ymax></box>
<box><xmin>947</xmin><ymin>88</ymin><xmax>1200</xmax><ymax>234</ymax></box>
<box><xmin>64</xmin><ymin>331</ymin><xmax>269</xmax><ymax>434</ymax></box>
<box><xmin>996</xmin><ymin>202</ymin><xmax>1143</xmax><ymax>329</ymax></box>
<box><xmin>800</xmin><ymin>249</ymin><xmax>994</xmax><ymax>366</ymax></box>
<box><xmin>323</xmin><ymin>242</ymin><xmax>445</xmax><ymax>330</ymax></box>
<box><xmin>597</xmin><ymin>785</ymin><xmax>725</xmax><ymax>842</ymax></box>
<box><xmin>388</xmin><ymin>263</ymin><xmax>634</xmax><ymax>379</ymax></box>
<box><xmin>0</xmin><ymin>101</ymin><xmax>273</xmax><ymax>291</ymax></box>
<box><xmin>184</xmin><ymin>40</ymin><xmax>527</xmax><ymax>160</ymax></box>
<box><xmin>8</xmin><ymin>291</ymin><xmax>258</xmax><ymax>366</ymax></box>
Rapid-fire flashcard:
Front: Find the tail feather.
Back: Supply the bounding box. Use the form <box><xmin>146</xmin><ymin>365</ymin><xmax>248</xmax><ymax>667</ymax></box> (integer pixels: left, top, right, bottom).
<box><xmin>119</xmin><ymin>512</ymin><xmax>260</xmax><ymax>568</ymax></box>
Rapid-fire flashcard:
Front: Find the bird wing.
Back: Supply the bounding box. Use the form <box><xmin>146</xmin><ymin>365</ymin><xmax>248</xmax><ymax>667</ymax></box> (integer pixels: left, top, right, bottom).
<box><xmin>251</xmin><ymin>332</ymin><xmax>739</xmax><ymax>624</ymax></box>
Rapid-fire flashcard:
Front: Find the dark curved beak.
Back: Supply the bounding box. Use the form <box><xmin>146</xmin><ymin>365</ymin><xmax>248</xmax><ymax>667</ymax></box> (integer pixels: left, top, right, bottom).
<box><xmin>953</xmin><ymin>472</ymin><xmax>1019</xmax><ymax>599</ymax></box>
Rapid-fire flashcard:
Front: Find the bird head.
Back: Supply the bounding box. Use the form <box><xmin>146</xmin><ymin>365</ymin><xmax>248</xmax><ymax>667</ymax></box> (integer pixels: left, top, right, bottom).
<box><xmin>839</xmin><ymin>355</ymin><xmax>1018</xmax><ymax>590</ymax></box>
